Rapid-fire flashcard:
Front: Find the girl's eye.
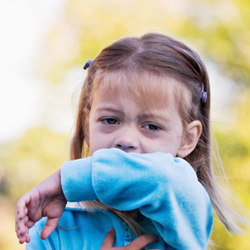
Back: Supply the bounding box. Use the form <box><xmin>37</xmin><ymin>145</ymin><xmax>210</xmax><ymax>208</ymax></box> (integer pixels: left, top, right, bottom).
<box><xmin>103</xmin><ymin>118</ymin><xmax>118</xmax><ymax>125</ymax></box>
<box><xmin>144</xmin><ymin>124</ymin><xmax>159</xmax><ymax>130</ymax></box>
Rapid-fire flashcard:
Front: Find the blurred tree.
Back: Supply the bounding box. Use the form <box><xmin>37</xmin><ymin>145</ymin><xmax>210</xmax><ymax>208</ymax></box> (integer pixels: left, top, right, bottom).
<box><xmin>0</xmin><ymin>126</ymin><xmax>68</xmax><ymax>202</ymax></box>
<box><xmin>35</xmin><ymin>0</ymin><xmax>250</xmax><ymax>86</ymax></box>
<box><xmin>4</xmin><ymin>0</ymin><xmax>250</xmax><ymax>249</ymax></box>
<box><xmin>0</xmin><ymin>126</ymin><xmax>68</xmax><ymax>250</ymax></box>
<box><xmin>211</xmin><ymin>92</ymin><xmax>250</xmax><ymax>249</ymax></box>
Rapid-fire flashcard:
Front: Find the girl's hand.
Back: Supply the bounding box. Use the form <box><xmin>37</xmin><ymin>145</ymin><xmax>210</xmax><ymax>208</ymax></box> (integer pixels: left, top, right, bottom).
<box><xmin>15</xmin><ymin>170</ymin><xmax>67</xmax><ymax>244</ymax></box>
<box><xmin>100</xmin><ymin>228</ymin><xmax>160</xmax><ymax>250</ymax></box>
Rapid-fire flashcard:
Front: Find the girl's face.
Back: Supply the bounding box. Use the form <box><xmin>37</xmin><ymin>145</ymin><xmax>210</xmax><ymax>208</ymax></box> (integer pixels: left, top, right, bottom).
<box><xmin>85</xmin><ymin>81</ymin><xmax>189</xmax><ymax>157</ymax></box>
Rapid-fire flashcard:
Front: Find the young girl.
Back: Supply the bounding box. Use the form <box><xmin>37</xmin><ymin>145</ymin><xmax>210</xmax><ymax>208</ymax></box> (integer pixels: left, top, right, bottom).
<box><xmin>15</xmin><ymin>33</ymin><xmax>246</xmax><ymax>250</ymax></box>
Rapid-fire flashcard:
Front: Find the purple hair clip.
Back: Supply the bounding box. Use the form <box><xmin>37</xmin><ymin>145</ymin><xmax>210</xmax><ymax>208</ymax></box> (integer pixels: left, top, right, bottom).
<box><xmin>201</xmin><ymin>83</ymin><xmax>207</xmax><ymax>103</ymax></box>
<box><xmin>83</xmin><ymin>59</ymin><xmax>92</xmax><ymax>70</ymax></box>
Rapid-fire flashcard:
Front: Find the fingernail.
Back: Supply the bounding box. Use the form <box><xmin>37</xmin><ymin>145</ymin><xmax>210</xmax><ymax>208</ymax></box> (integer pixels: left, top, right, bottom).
<box><xmin>108</xmin><ymin>227</ymin><xmax>115</xmax><ymax>232</ymax></box>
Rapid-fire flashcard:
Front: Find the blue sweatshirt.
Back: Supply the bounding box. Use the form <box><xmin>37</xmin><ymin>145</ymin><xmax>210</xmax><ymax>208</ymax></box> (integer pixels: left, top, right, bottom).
<box><xmin>26</xmin><ymin>148</ymin><xmax>213</xmax><ymax>250</ymax></box>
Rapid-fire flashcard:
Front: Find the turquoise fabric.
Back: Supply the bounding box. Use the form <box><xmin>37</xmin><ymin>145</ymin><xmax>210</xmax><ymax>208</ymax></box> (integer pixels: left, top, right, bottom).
<box><xmin>27</xmin><ymin>148</ymin><xmax>213</xmax><ymax>250</ymax></box>
<box><xmin>27</xmin><ymin>207</ymin><xmax>168</xmax><ymax>250</ymax></box>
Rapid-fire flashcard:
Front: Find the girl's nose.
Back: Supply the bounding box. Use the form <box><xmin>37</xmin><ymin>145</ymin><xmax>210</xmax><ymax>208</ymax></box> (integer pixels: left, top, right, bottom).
<box><xmin>114</xmin><ymin>128</ymin><xmax>139</xmax><ymax>152</ymax></box>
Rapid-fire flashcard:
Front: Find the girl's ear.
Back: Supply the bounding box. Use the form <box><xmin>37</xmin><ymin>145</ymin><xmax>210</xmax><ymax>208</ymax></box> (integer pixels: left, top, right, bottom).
<box><xmin>83</xmin><ymin>108</ymin><xmax>90</xmax><ymax>147</ymax></box>
<box><xmin>177</xmin><ymin>121</ymin><xmax>202</xmax><ymax>158</ymax></box>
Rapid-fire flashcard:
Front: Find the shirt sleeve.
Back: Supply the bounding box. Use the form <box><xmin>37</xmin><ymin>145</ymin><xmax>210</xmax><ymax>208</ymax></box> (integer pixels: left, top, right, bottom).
<box><xmin>61</xmin><ymin>148</ymin><xmax>213</xmax><ymax>250</ymax></box>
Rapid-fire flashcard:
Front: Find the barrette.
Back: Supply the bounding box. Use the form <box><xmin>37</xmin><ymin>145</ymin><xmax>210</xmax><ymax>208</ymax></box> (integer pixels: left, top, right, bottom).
<box><xmin>201</xmin><ymin>82</ymin><xmax>207</xmax><ymax>103</ymax></box>
<box><xmin>83</xmin><ymin>59</ymin><xmax>92</xmax><ymax>70</ymax></box>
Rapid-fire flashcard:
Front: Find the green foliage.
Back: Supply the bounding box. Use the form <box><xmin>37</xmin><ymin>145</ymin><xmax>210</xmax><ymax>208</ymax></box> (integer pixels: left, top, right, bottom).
<box><xmin>0</xmin><ymin>126</ymin><xmax>69</xmax><ymax>249</ymax></box>
<box><xmin>36</xmin><ymin>0</ymin><xmax>250</xmax><ymax>86</ymax></box>
<box><xmin>4</xmin><ymin>1</ymin><xmax>250</xmax><ymax>249</ymax></box>
<box><xmin>211</xmin><ymin>93</ymin><xmax>250</xmax><ymax>249</ymax></box>
<box><xmin>0</xmin><ymin>126</ymin><xmax>68</xmax><ymax>202</ymax></box>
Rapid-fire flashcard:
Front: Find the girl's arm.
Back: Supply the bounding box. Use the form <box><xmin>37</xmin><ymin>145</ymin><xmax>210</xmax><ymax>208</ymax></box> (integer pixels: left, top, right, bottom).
<box><xmin>61</xmin><ymin>148</ymin><xmax>213</xmax><ymax>250</ymax></box>
<box><xmin>16</xmin><ymin>148</ymin><xmax>213</xmax><ymax>249</ymax></box>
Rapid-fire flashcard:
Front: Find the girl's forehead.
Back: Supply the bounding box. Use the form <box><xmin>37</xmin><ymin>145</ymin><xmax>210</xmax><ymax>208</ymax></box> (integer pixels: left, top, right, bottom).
<box><xmin>93</xmin><ymin>70</ymin><xmax>182</xmax><ymax>111</ymax></box>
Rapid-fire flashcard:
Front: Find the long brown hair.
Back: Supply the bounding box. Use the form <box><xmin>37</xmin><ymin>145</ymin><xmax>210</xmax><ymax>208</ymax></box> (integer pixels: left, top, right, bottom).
<box><xmin>70</xmin><ymin>33</ymin><xmax>248</xmax><ymax>235</ymax></box>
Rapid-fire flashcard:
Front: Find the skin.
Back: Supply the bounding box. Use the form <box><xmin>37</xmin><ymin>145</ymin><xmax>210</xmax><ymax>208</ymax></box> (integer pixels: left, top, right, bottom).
<box><xmin>15</xmin><ymin>81</ymin><xmax>202</xmax><ymax>249</ymax></box>
<box><xmin>100</xmin><ymin>228</ymin><xmax>159</xmax><ymax>250</ymax></box>
<box><xmin>85</xmin><ymin>84</ymin><xmax>201</xmax><ymax>158</ymax></box>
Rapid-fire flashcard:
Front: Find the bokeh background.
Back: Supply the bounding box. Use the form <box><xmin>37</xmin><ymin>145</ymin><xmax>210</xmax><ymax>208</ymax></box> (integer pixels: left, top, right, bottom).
<box><xmin>0</xmin><ymin>0</ymin><xmax>250</xmax><ymax>249</ymax></box>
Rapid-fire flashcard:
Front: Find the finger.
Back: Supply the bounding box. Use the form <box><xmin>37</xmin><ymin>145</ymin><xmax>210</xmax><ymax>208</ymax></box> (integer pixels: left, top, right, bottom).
<box><xmin>15</xmin><ymin>215</ymin><xmax>30</xmax><ymax>244</ymax></box>
<box><xmin>128</xmin><ymin>234</ymin><xmax>158</xmax><ymax>250</ymax></box>
<box><xmin>15</xmin><ymin>211</ymin><xmax>21</xmax><ymax>232</ymax></box>
<box><xmin>40</xmin><ymin>217</ymin><xmax>61</xmax><ymax>240</ymax></box>
<box><xmin>25</xmin><ymin>227</ymin><xmax>31</xmax><ymax>243</ymax></box>
<box><xmin>100</xmin><ymin>227</ymin><xmax>116</xmax><ymax>249</ymax></box>
<box><xmin>17</xmin><ymin>230</ymin><xmax>28</xmax><ymax>244</ymax></box>
<box><xmin>25</xmin><ymin>234</ymin><xmax>31</xmax><ymax>244</ymax></box>
<box><xmin>18</xmin><ymin>216</ymin><xmax>29</xmax><ymax>236</ymax></box>
<box><xmin>15</xmin><ymin>209</ymin><xmax>27</xmax><ymax>226</ymax></box>
<box><xmin>18</xmin><ymin>235</ymin><xmax>26</xmax><ymax>244</ymax></box>
<box><xmin>18</xmin><ymin>228</ymin><xmax>30</xmax><ymax>244</ymax></box>
<box><xmin>26</xmin><ymin>220</ymin><xmax>35</xmax><ymax>228</ymax></box>
<box><xmin>17</xmin><ymin>194</ymin><xmax>31</xmax><ymax>219</ymax></box>
<box><xmin>15</xmin><ymin>215</ymin><xmax>26</xmax><ymax>237</ymax></box>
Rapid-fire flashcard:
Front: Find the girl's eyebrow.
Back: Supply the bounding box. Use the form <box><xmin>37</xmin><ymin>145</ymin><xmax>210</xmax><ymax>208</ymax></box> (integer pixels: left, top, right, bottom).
<box><xmin>96</xmin><ymin>106</ymin><xmax>169</xmax><ymax>121</ymax></box>
<box><xmin>138</xmin><ymin>113</ymin><xmax>169</xmax><ymax>122</ymax></box>
<box><xmin>96</xmin><ymin>107</ymin><xmax>124</xmax><ymax>115</ymax></box>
